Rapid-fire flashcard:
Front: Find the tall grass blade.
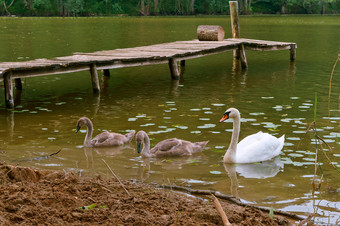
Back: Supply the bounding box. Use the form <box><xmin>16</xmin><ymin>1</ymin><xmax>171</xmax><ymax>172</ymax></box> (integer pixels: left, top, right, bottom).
<box><xmin>328</xmin><ymin>55</ymin><xmax>339</xmax><ymax>109</ymax></box>
<box><xmin>314</xmin><ymin>92</ymin><xmax>317</xmax><ymax>123</ymax></box>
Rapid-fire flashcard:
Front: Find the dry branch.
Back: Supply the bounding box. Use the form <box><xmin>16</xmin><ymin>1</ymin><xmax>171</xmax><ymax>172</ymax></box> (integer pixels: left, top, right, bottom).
<box><xmin>212</xmin><ymin>194</ymin><xmax>231</xmax><ymax>226</ymax></box>
<box><xmin>159</xmin><ymin>184</ymin><xmax>304</xmax><ymax>221</ymax></box>
<box><xmin>101</xmin><ymin>159</ymin><xmax>130</xmax><ymax>196</ymax></box>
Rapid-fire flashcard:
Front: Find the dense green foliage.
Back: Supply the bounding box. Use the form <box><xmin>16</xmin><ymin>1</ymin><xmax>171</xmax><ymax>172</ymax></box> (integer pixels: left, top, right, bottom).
<box><xmin>1</xmin><ymin>0</ymin><xmax>339</xmax><ymax>16</ymax></box>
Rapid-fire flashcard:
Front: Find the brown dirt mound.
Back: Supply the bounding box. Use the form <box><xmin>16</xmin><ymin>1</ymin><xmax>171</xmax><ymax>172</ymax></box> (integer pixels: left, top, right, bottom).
<box><xmin>0</xmin><ymin>162</ymin><xmax>304</xmax><ymax>225</ymax></box>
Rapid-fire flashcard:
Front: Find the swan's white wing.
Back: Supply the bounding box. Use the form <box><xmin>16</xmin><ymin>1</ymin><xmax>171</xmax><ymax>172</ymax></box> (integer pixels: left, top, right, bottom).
<box><xmin>235</xmin><ymin>132</ymin><xmax>284</xmax><ymax>163</ymax></box>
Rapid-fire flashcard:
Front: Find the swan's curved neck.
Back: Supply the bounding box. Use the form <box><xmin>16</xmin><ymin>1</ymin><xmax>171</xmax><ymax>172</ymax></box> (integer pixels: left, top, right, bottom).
<box><xmin>84</xmin><ymin>121</ymin><xmax>94</xmax><ymax>147</ymax></box>
<box><xmin>224</xmin><ymin>115</ymin><xmax>240</xmax><ymax>163</ymax></box>
<box><xmin>142</xmin><ymin>132</ymin><xmax>152</xmax><ymax>157</ymax></box>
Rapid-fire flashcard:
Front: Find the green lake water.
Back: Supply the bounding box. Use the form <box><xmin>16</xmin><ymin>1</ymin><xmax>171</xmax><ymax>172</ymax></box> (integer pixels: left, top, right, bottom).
<box><xmin>0</xmin><ymin>16</ymin><xmax>339</xmax><ymax>224</ymax></box>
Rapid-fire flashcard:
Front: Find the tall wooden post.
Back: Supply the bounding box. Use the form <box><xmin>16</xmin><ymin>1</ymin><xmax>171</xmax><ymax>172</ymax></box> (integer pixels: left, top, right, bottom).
<box><xmin>90</xmin><ymin>64</ymin><xmax>100</xmax><ymax>94</ymax></box>
<box><xmin>4</xmin><ymin>72</ymin><xmax>14</xmax><ymax>109</ymax></box>
<box><xmin>229</xmin><ymin>1</ymin><xmax>248</xmax><ymax>69</ymax></box>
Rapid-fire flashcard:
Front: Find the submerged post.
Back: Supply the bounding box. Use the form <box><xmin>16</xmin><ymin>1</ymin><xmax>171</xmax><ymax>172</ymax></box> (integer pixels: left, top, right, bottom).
<box><xmin>229</xmin><ymin>1</ymin><xmax>248</xmax><ymax>69</ymax></box>
<box><xmin>4</xmin><ymin>72</ymin><xmax>14</xmax><ymax>109</ymax></box>
<box><xmin>90</xmin><ymin>64</ymin><xmax>100</xmax><ymax>94</ymax></box>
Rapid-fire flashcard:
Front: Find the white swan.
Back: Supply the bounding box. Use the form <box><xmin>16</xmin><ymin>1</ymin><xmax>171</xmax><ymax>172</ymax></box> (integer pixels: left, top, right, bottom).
<box><xmin>76</xmin><ymin>117</ymin><xmax>135</xmax><ymax>147</ymax></box>
<box><xmin>136</xmin><ymin>130</ymin><xmax>209</xmax><ymax>158</ymax></box>
<box><xmin>219</xmin><ymin>108</ymin><xmax>284</xmax><ymax>163</ymax></box>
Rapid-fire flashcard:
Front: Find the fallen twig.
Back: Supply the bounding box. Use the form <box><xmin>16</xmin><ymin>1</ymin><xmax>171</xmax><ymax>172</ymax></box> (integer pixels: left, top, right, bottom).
<box><xmin>297</xmin><ymin>213</ymin><xmax>314</xmax><ymax>226</ymax></box>
<box><xmin>12</xmin><ymin>149</ymin><xmax>63</xmax><ymax>162</ymax></box>
<box><xmin>101</xmin><ymin>159</ymin><xmax>130</xmax><ymax>196</ymax></box>
<box><xmin>212</xmin><ymin>194</ymin><xmax>231</xmax><ymax>226</ymax></box>
<box><xmin>158</xmin><ymin>184</ymin><xmax>304</xmax><ymax>221</ymax></box>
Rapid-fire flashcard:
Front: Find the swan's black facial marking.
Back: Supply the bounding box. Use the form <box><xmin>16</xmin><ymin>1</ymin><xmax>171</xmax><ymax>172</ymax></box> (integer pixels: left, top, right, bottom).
<box><xmin>220</xmin><ymin>110</ymin><xmax>231</xmax><ymax>123</ymax></box>
<box><xmin>225</xmin><ymin>111</ymin><xmax>231</xmax><ymax>117</ymax></box>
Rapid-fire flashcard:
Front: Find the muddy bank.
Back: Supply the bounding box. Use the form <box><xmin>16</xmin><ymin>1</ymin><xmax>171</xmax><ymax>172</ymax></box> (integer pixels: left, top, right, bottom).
<box><xmin>0</xmin><ymin>162</ymin><xmax>310</xmax><ymax>225</ymax></box>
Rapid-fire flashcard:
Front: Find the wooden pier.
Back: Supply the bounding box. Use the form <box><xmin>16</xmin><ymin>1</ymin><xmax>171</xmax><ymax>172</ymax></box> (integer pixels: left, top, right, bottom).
<box><xmin>0</xmin><ymin>2</ymin><xmax>297</xmax><ymax>109</ymax></box>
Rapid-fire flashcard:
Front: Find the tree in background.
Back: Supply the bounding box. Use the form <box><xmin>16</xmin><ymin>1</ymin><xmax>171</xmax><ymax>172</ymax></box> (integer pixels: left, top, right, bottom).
<box><xmin>0</xmin><ymin>0</ymin><xmax>339</xmax><ymax>16</ymax></box>
<box><xmin>2</xmin><ymin>0</ymin><xmax>16</xmax><ymax>15</ymax></box>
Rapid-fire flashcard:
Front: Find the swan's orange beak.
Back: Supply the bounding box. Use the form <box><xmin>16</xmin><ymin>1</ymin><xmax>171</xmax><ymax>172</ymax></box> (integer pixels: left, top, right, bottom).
<box><xmin>219</xmin><ymin>114</ymin><xmax>229</xmax><ymax>123</ymax></box>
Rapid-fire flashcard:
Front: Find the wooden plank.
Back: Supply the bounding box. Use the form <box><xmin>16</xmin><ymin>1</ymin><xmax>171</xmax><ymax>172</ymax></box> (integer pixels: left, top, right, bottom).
<box><xmin>0</xmin><ymin>38</ymin><xmax>296</xmax><ymax>80</ymax></box>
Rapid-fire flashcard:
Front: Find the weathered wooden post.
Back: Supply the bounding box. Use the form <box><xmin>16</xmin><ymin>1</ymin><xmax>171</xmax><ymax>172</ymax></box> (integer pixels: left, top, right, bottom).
<box><xmin>102</xmin><ymin>69</ymin><xmax>110</xmax><ymax>77</ymax></box>
<box><xmin>4</xmin><ymin>72</ymin><xmax>14</xmax><ymax>109</ymax></box>
<box><xmin>90</xmin><ymin>64</ymin><xmax>100</xmax><ymax>94</ymax></box>
<box><xmin>168</xmin><ymin>58</ymin><xmax>180</xmax><ymax>80</ymax></box>
<box><xmin>14</xmin><ymin>78</ymin><xmax>22</xmax><ymax>90</ymax></box>
<box><xmin>229</xmin><ymin>1</ymin><xmax>248</xmax><ymax>69</ymax></box>
<box><xmin>179</xmin><ymin>60</ymin><xmax>186</xmax><ymax>76</ymax></box>
<box><xmin>290</xmin><ymin>44</ymin><xmax>296</xmax><ymax>61</ymax></box>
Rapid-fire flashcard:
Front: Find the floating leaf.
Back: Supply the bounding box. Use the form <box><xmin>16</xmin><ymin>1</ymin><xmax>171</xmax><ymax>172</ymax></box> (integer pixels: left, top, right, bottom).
<box><xmin>210</xmin><ymin>171</ymin><xmax>222</xmax><ymax>175</ymax></box>
<box><xmin>268</xmin><ymin>128</ymin><xmax>280</xmax><ymax>132</ymax></box>
<box><xmin>209</xmin><ymin>164</ymin><xmax>220</xmax><ymax>167</ymax></box>
<box><xmin>211</xmin><ymin>149</ymin><xmax>225</xmax><ymax>153</ymax></box>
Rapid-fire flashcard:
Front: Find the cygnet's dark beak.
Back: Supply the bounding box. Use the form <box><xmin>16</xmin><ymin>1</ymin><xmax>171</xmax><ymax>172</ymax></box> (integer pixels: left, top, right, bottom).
<box><xmin>137</xmin><ymin>142</ymin><xmax>142</xmax><ymax>154</ymax></box>
<box><xmin>75</xmin><ymin>125</ymin><xmax>80</xmax><ymax>133</ymax></box>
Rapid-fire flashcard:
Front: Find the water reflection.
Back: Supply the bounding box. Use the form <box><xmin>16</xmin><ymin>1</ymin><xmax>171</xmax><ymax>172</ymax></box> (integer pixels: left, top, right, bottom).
<box><xmin>83</xmin><ymin>144</ymin><xmax>133</xmax><ymax>169</ymax></box>
<box><xmin>223</xmin><ymin>158</ymin><xmax>283</xmax><ymax>199</ymax></box>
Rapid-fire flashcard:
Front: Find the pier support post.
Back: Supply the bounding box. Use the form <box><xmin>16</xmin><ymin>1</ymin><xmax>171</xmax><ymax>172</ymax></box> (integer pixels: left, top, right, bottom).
<box><xmin>102</xmin><ymin>69</ymin><xmax>111</xmax><ymax>77</ymax></box>
<box><xmin>4</xmin><ymin>72</ymin><xmax>14</xmax><ymax>109</ymax></box>
<box><xmin>90</xmin><ymin>64</ymin><xmax>100</xmax><ymax>94</ymax></box>
<box><xmin>239</xmin><ymin>44</ymin><xmax>248</xmax><ymax>69</ymax></box>
<box><xmin>289</xmin><ymin>44</ymin><xmax>296</xmax><ymax>62</ymax></box>
<box><xmin>229</xmin><ymin>1</ymin><xmax>247</xmax><ymax>69</ymax></box>
<box><xmin>14</xmin><ymin>78</ymin><xmax>22</xmax><ymax>90</ymax></box>
<box><xmin>179</xmin><ymin>60</ymin><xmax>186</xmax><ymax>76</ymax></box>
<box><xmin>168</xmin><ymin>58</ymin><xmax>180</xmax><ymax>80</ymax></box>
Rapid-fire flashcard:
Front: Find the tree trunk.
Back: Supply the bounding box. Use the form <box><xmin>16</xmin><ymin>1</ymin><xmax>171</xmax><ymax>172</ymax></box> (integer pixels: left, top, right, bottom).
<box><xmin>153</xmin><ymin>0</ymin><xmax>158</xmax><ymax>15</ymax></box>
<box><xmin>321</xmin><ymin>1</ymin><xmax>325</xmax><ymax>14</ymax></box>
<box><xmin>191</xmin><ymin>0</ymin><xmax>195</xmax><ymax>14</ymax></box>
<box><xmin>140</xmin><ymin>0</ymin><xmax>145</xmax><ymax>15</ymax></box>
<box><xmin>3</xmin><ymin>0</ymin><xmax>15</xmax><ymax>16</ymax></box>
<box><xmin>281</xmin><ymin>3</ymin><xmax>286</xmax><ymax>14</ymax></box>
<box><xmin>244</xmin><ymin>0</ymin><xmax>248</xmax><ymax>15</ymax></box>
